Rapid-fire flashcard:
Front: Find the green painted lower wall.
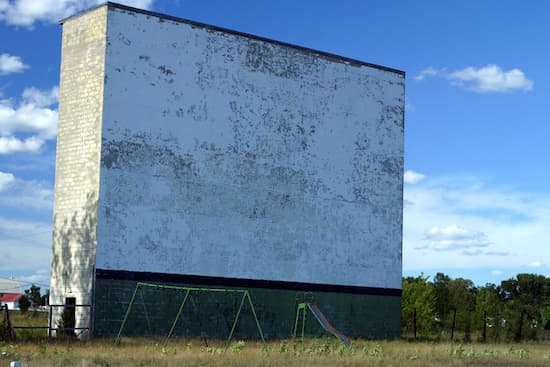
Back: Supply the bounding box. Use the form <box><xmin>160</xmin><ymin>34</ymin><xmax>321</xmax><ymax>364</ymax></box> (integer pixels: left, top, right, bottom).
<box><xmin>93</xmin><ymin>278</ymin><xmax>400</xmax><ymax>339</ymax></box>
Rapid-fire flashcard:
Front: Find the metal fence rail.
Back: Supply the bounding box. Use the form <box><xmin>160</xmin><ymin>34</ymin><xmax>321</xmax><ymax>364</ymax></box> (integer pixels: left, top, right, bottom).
<box><xmin>2</xmin><ymin>303</ymin><xmax>92</xmax><ymax>341</ymax></box>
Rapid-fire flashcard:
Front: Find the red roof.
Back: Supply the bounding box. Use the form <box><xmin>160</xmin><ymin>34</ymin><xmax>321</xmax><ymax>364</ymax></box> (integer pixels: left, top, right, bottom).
<box><xmin>0</xmin><ymin>293</ymin><xmax>23</xmax><ymax>302</ymax></box>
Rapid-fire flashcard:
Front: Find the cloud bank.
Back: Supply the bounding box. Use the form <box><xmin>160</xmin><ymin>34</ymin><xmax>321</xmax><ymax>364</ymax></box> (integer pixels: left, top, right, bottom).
<box><xmin>0</xmin><ymin>0</ymin><xmax>154</xmax><ymax>27</ymax></box>
<box><xmin>0</xmin><ymin>171</ymin><xmax>15</xmax><ymax>191</ymax></box>
<box><xmin>420</xmin><ymin>225</ymin><xmax>491</xmax><ymax>252</ymax></box>
<box><xmin>414</xmin><ymin>64</ymin><xmax>533</xmax><ymax>93</ymax></box>
<box><xmin>0</xmin><ymin>53</ymin><xmax>29</xmax><ymax>75</ymax></box>
<box><xmin>0</xmin><ymin>86</ymin><xmax>58</xmax><ymax>154</ymax></box>
<box><xmin>404</xmin><ymin>170</ymin><xmax>425</xmax><ymax>184</ymax></box>
<box><xmin>403</xmin><ymin>173</ymin><xmax>550</xmax><ymax>272</ymax></box>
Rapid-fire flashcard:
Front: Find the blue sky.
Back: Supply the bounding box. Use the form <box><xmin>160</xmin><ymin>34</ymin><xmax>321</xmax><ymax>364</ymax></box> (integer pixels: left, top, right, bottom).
<box><xmin>0</xmin><ymin>0</ymin><xmax>549</xmax><ymax>291</ymax></box>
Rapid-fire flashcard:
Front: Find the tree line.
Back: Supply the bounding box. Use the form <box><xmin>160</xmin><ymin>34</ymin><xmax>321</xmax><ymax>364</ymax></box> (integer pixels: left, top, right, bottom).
<box><xmin>402</xmin><ymin>273</ymin><xmax>550</xmax><ymax>341</ymax></box>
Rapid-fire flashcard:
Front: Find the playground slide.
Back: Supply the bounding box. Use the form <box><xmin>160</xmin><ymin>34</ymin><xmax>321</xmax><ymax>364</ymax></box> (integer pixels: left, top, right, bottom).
<box><xmin>307</xmin><ymin>304</ymin><xmax>351</xmax><ymax>349</ymax></box>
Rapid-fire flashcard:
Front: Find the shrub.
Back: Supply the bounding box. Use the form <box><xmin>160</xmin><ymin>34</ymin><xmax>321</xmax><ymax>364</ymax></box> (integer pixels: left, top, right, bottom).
<box><xmin>18</xmin><ymin>295</ymin><xmax>30</xmax><ymax>313</ymax></box>
<box><xmin>56</xmin><ymin>307</ymin><xmax>76</xmax><ymax>339</ymax></box>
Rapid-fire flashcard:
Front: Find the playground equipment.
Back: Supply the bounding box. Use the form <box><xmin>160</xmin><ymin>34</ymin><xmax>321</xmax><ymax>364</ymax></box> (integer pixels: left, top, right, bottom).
<box><xmin>114</xmin><ymin>282</ymin><xmax>265</xmax><ymax>347</ymax></box>
<box><xmin>293</xmin><ymin>302</ymin><xmax>351</xmax><ymax>349</ymax></box>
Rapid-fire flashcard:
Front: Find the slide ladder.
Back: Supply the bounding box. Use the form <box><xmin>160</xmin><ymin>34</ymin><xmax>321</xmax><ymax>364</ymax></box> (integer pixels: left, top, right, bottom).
<box><xmin>293</xmin><ymin>302</ymin><xmax>351</xmax><ymax>349</ymax></box>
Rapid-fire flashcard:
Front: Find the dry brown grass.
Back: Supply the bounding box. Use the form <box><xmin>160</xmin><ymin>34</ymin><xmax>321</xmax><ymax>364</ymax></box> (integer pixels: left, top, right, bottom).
<box><xmin>1</xmin><ymin>337</ymin><xmax>550</xmax><ymax>367</ymax></box>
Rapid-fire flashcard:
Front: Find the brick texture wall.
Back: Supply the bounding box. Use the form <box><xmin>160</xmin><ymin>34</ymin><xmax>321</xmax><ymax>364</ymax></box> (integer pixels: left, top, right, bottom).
<box><xmin>50</xmin><ymin>6</ymin><xmax>107</xmax><ymax>338</ymax></box>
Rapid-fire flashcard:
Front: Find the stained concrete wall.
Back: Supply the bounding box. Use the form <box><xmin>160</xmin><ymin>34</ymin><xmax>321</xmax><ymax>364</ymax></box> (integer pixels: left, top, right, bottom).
<box><xmin>95</xmin><ymin>6</ymin><xmax>404</xmax><ymax>290</ymax></box>
<box><xmin>51</xmin><ymin>6</ymin><xmax>107</xmax><ymax>336</ymax></box>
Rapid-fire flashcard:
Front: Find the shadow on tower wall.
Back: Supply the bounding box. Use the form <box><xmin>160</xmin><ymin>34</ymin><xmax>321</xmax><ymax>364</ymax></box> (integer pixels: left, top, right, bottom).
<box><xmin>50</xmin><ymin>191</ymin><xmax>98</xmax><ymax>338</ymax></box>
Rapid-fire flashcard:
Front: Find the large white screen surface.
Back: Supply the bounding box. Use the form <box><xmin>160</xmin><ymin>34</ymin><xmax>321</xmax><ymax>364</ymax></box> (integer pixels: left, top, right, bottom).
<box><xmin>96</xmin><ymin>7</ymin><xmax>404</xmax><ymax>290</ymax></box>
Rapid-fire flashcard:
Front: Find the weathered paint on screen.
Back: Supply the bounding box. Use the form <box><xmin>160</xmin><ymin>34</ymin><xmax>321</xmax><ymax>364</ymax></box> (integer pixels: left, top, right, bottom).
<box><xmin>95</xmin><ymin>8</ymin><xmax>404</xmax><ymax>289</ymax></box>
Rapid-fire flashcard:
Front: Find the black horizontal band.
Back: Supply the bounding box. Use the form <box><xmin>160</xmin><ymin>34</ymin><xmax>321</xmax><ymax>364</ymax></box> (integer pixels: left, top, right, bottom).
<box><xmin>95</xmin><ymin>268</ymin><xmax>401</xmax><ymax>297</ymax></box>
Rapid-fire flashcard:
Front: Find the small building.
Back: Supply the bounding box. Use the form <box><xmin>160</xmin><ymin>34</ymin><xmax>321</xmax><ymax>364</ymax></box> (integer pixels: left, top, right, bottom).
<box><xmin>0</xmin><ymin>293</ymin><xmax>24</xmax><ymax>310</ymax></box>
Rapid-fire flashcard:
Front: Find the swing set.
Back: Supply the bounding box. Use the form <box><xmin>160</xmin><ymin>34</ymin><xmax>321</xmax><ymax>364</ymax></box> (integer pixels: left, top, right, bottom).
<box><xmin>114</xmin><ymin>282</ymin><xmax>265</xmax><ymax>347</ymax></box>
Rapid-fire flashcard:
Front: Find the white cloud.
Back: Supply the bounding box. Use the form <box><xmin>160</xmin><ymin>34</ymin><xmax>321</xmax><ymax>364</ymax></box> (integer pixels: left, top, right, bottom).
<box><xmin>0</xmin><ymin>53</ymin><xmax>29</xmax><ymax>75</ymax></box>
<box><xmin>0</xmin><ymin>173</ymin><xmax>53</xmax><ymax>210</ymax></box>
<box><xmin>449</xmin><ymin>65</ymin><xmax>533</xmax><ymax>93</ymax></box>
<box><xmin>527</xmin><ymin>261</ymin><xmax>542</xmax><ymax>268</ymax></box>
<box><xmin>0</xmin><ymin>171</ymin><xmax>15</xmax><ymax>191</ymax></box>
<box><xmin>414</xmin><ymin>64</ymin><xmax>533</xmax><ymax>93</ymax></box>
<box><xmin>0</xmin><ymin>135</ymin><xmax>43</xmax><ymax>154</ymax></box>
<box><xmin>414</xmin><ymin>66</ymin><xmax>443</xmax><ymax>81</ymax></box>
<box><xmin>419</xmin><ymin>224</ymin><xmax>491</xmax><ymax>251</ymax></box>
<box><xmin>403</xmin><ymin>175</ymin><xmax>550</xmax><ymax>271</ymax></box>
<box><xmin>0</xmin><ymin>0</ymin><xmax>154</xmax><ymax>27</ymax></box>
<box><xmin>0</xmin><ymin>86</ymin><xmax>58</xmax><ymax>154</ymax></box>
<box><xmin>404</xmin><ymin>170</ymin><xmax>425</xmax><ymax>184</ymax></box>
<box><xmin>22</xmin><ymin>86</ymin><xmax>58</xmax><ymax>107</ymax></box>
<box><xmin>491</xmin><ymin>270</ymin><xmax>504</xmax><ymax>277</ymax></box>
<box><xmin>425</xmin><ymin>225</ymin><xmax>476</xmax><ymax>240</ymax></box>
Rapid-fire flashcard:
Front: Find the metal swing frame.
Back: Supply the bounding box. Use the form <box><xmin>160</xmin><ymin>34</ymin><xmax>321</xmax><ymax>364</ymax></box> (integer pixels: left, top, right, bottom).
<box><xmin>114</xmin><ymin>282</ymin><xmax>265</xmax><ymax>347</ymax></box>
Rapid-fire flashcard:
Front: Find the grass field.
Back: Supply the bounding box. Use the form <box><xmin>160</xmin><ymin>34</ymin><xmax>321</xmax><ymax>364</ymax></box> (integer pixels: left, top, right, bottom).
<box><xmin>1</xmin><ymin>337</ymin><xmax>550</xmax><ymax>366</ymax></box>
<box><xmin>3</xmin><ymin>312</ymin><xmax>550</xmax><ymax>366</ymax></box>
<box><xmin>5</xmin><ymin>310</ymin><xmax>50</xmax><ymax>341</ymax></box>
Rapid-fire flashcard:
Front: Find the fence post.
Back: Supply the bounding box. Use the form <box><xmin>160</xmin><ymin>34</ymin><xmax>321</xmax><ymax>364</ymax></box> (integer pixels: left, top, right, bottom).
<box><xmin>48</xmin><ymin>305</ymin><xmax>53</xmax><ymax>340</ymax></box>
<box><xmin>482</xmin><ymin>310</ymin><xmax>487</xmax><ymax>343</ymax></box>
<box><xmin>451</xmin><ymin>308</ymin><xmax>457</xmax><ymax>341</ymax></box>
<box><xmin>4</xmin><ymin>305</ymin><xmax>15</xmax><ymax>342</ymax></box>
<box><xmin>413</xmin><ymin>308</ymin><xmax>417</xmax><ymax>339</ymax></box>
<box><xmin>515</xmin><ymin>310</ymin><xmax>524</xmax><ymax>342</ymax></box>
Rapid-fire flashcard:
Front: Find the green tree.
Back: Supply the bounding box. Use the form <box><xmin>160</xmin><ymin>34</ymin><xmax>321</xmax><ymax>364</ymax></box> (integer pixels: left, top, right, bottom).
<box><xmin>448</xmin><ymin>278</ymin><xmax>477</xmax><ymax>341</ymax></box>
<box><xmin>401</xmin><ymin>275</ymin><xmax>436</xmax><ymax>337</ymax></box>
<box><xmin>432</xmin><ymin>272</ymin><xmax>451</xmax><ymax>329</ymax></box>
<box><xmin>18</xmin><ymin>294</ymin><xmax>30</xmax><ymax>313</ymax></box>
<box><xmin>25</xmin><ymin>284</ymin><xmax>42</xmax><ymax>307</ymax></box>
<box><xmin>501</xmin><ymin>274</ymin><xmax>549</xmax><ymax>341</ymax></box>
<box><xmin>57</xmin><ymin>305</ymin><xmax>76</xmax><ymax>339</ymax></box>
<box><xmin>475</xmin><ymin>283</ymin><xmax>504</xmax><ymax>341</ymax></box>
<box><xmin>540</xmin><ymin>306</ymin><xmax>550</xmax><ymax>330</ymax></box>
